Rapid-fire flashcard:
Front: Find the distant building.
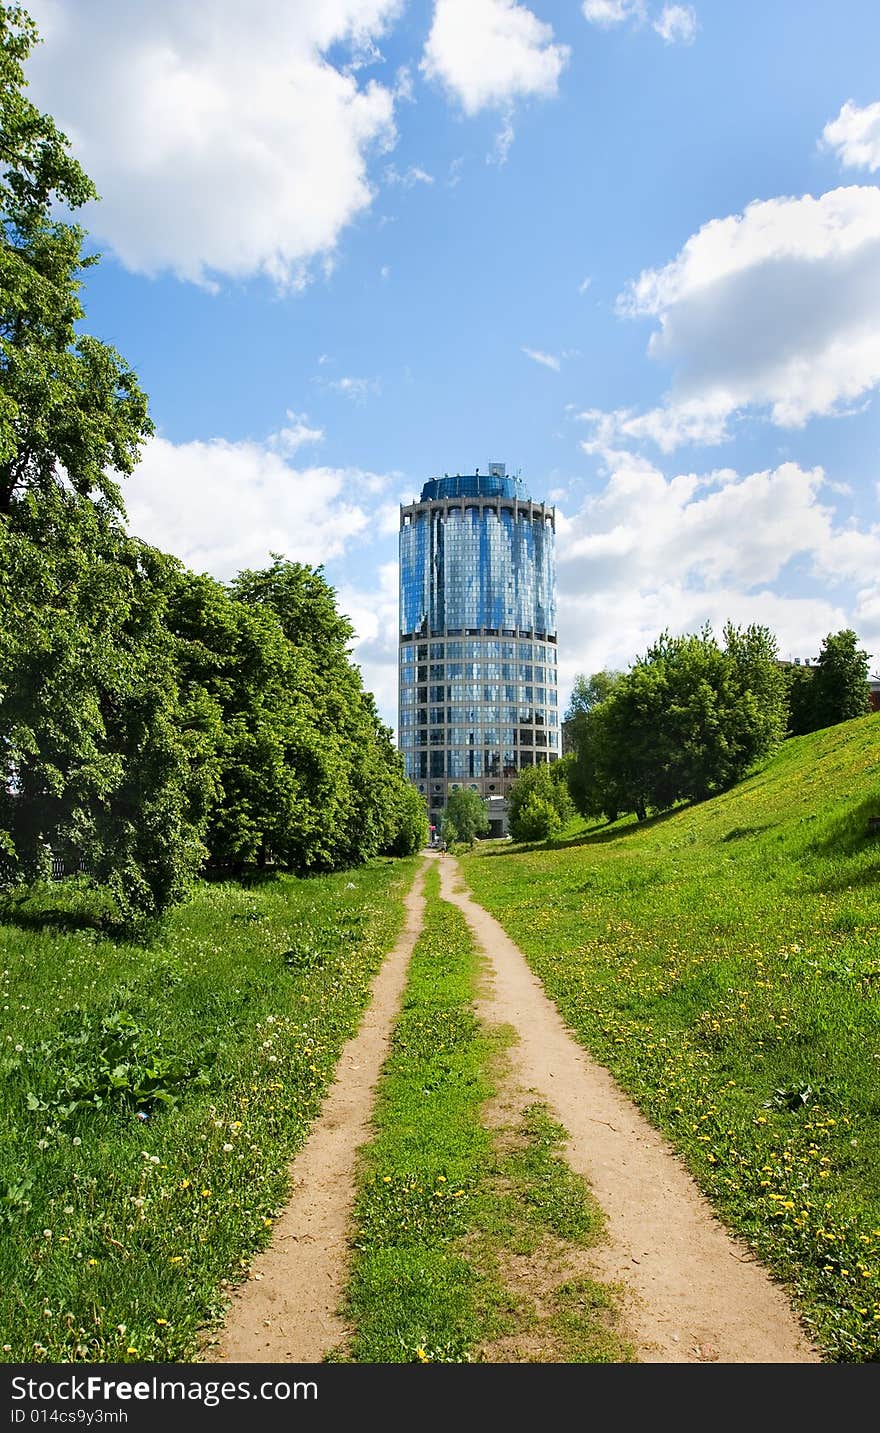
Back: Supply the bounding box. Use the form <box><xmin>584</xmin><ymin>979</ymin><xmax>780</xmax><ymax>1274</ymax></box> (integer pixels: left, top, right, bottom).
<box><xmin>398</xmin><ymin>463</ymin><xmax>559</xmax><ymax>836</ymax></box>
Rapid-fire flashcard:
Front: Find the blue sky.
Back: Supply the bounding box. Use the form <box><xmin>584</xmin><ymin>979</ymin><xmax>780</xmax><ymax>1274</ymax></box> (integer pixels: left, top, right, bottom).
<box><xmin>22</xmin><ymin>0</ymin><xmax>880</xmax><ymax>731</ymax></box>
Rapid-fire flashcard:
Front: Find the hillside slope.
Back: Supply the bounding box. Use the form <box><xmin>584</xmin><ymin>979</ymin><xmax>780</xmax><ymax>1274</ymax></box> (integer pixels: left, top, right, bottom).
<box><xmin>462</xmin><ymin>714</ymin><xmax>880</xmax><ymax>1361</ymax></box>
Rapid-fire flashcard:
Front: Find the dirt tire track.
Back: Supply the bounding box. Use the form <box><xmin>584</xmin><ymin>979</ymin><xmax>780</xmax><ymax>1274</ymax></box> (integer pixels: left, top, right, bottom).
<box><xmin>204</xmin><ymin>850</ymin><xmax>820</xmax><ymax>1365</ymax></box>
<box><xmin>200</xmin><ymin>859</ymin><xmax>428</xmax><ymax>1364</ymax></box>
<box><xmin>438</xmin><ymin>854</ymin><xmax>819</xmax><ymax>1364</ymax></box>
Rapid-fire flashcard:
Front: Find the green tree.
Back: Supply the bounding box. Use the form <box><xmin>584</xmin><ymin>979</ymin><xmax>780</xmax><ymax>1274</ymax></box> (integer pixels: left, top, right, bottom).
<box><xmin>808</xmin><ymin>630</ymin><xmax>871</xmax><ymax>731</ymax></box>
<box><xmin>229</xmin><ymin>557</ymin><xmax>420</xmax><ymax>869</ymax></box>
<box><xmin>565</xmin><ymin>624</ymin><xmax>788</xmax><ymax>824</ymax></box>
<box><xmin>507</xmin><ymin>761</ymin><xmax>573</xmax><ymax>842</ymax></box>
<box><xmin>0</xmin><ymin>5</ymin><xmax>150</xmax><ymax>517</ymax></box>
<box><xmin>0</xmin><ymin>8</ymin><xmax>218</xmax><ymax>925</ymax></box>
<box><xmin>564</xmin><ymin>669</ymin><xmax>624</xmax><ymax>720</ymax></box>
<box><xmin>0</xmin><ymin>503</ymin><xmax>218</xmax><ymax>925</ymax></box>
<box><xmin>784</xmin><ymin>662</ymin><xmax>817</xmax><ymax>737</ymax></box>
<box><xmin>442</xmin><ymin>788</ymin><xmax>488</xmax><ymax>846</ymax></box>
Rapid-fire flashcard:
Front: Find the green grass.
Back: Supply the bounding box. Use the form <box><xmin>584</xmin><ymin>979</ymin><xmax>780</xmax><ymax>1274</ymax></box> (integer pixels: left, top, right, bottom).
<box><xmin>461</xmin><ymin>714</ymin><xmax>880</xmax><ymax>1363</ymax></box>
<box><xmin>336</xmin><ymin>864</ymin><xmax>633</xmax><ymax>1364</ymax></box>
<box><xmin>0</xmin><ymin>858</ymin><xmax>419</xmax><ymax>1363</ymax></box>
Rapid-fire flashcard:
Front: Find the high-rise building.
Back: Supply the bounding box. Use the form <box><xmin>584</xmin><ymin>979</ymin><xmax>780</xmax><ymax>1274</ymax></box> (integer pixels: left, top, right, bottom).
<box><xmin>398</xmin><ymin>462</ymin><xmax>559</xmax><ymax>835</ymax></box>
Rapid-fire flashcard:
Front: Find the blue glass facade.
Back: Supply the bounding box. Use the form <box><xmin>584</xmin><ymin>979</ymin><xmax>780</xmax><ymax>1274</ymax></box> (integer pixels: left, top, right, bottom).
<box><xmin>398</xmin><ymin>464</ymin><xmax>559</xmax><ymax>825</ymax></box>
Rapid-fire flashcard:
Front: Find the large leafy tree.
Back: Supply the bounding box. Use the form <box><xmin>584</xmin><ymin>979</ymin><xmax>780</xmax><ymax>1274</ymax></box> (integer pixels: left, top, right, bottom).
<box><xmin>0</xmin><ymin>5</ymin><xmax>150</xmax><ymax>515</ymax></box>
<box><xmin>807</xmin><ymin>630</ymin><xmax>871</xmax><ymax>732</ymax></box>
<box><xmin>229</xmin><ymin>557</ymin><xmax>423</xmax><ymax>867</ymax></box>
<box><xmin>566</xmin><ymin>624</ymin><xmax>788</xmax><ymax>823</ymax></box>
<box><xmin>168</xmin><ymin>559</ymin><xmax>426</xmax><ymax>873</ymax></box>
<box><xmin>0</xmin><ymin>6</ymin><xmax>215</xmax><ymax>925</ymax></box>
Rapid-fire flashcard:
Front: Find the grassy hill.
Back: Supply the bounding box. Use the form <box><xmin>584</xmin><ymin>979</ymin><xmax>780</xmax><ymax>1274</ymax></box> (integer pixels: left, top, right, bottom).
<box><xmin>461</xmin><ymin>714</ymin><xmax>880</xmax><ymax>1362</ymax></box>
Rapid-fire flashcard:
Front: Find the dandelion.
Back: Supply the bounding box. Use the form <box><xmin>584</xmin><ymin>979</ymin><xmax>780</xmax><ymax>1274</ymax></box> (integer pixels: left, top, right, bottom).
<box><xmin>126</xmin><ymin>1348</ymin><xmax>138</xmax><ymax>1356</ymax></box>
<box><xmin>87</xmin><ymin>1259</ymin><xmax>98</xmax><ymax>1267</ymax></box>
<box><xmin>156</xmin><ymin>1319</ymin><xmax>168</xmax><ymax>1326</ymax></box>
<box><xmin>42</xmin><ymin>1229</ymin><xmax>52</xmax><ymax>1239</ymax></box>
<box><xmin>72</xmin><ymin>1137</ymin><xmax>81</xmax><ymax>1146</ymax></box>
<box><xmin>222</xmin><ymin>1143</ymin><xmax>233</xmax><ymax>1153</ymax></box>
<box><xmin>64</xmin><ymin>1206</ymin><xmax>74</xmax><ymax>1215</ymax></box>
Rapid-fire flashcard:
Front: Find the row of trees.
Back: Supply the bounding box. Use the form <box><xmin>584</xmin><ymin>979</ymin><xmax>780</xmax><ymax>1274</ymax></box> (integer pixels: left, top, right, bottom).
<box><xmin>563</xmin><ymin>623</ymin><xmax>872</xmax><ymax>828</ymax></box>
<box><xmin>0</xmin><ymin>6</ymin><xmax>426</xmax><ymax>926</ymax></box>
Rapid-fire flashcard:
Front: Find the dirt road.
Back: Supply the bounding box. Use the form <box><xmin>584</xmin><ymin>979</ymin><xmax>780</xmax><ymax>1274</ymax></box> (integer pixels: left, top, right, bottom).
<box><xmin>203</xmin><ymin>853</ymin><xmax>819</xmax><ymax>1365</ymax></box>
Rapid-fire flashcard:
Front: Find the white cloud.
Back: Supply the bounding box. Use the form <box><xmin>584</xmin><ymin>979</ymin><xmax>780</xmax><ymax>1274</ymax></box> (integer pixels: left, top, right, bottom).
<box><xmin>420</xmin><ymin>0</ymin><xmax>569</xmax><ymax>115</ymax></box>
<box><xmin>122</xmin><ymin>432</ymin><xmax>390</xmax><ymax>581</ymax></box>
<box><xmin>489</xmin><ymin>111</ymin><xmax>517</xmax><ymax>166</ymax></box>
<box><xmin>384</xmin><ymin>163</ymin><xmax>435</xmax><ymax>187</ymax></box>
<box><xmin>581</xmin><ymin>0</ymin><xmax>642</xmax><ymax>26</ymax></box>
<box><xmin>336</xmin><ymin>560</ymin><xmax>401</xmax><ymax>728</ymax></box>
<box><xmin>821</xmin><ymin>99</ymin><xmax>880</xmax><ymax>174</ymax></box>
<box><xmin>271</xmin><ymin>412</ymin><xmax>324</xmax><ymax>455</ymax></box>
<box><xmin>326</xmin><ymin>375</ymin><xmax>382</xmax><ymax>401</ymax></box>
<box><xmin>578</xmin><ymin>275</ymin><xmax>593</xmax><ymax>294</ymax></box>
<box><xmin>554</xmin><ymin>448</ymin><xmax>879</xmax><ymax>697</ymax></box>
<box><xmin>591</xmin><ymin>186</ymin><xmax>880</xmax><ymax>449</ymax></box>
<box><xmin>652</xmin><ymin>4</ymin><xmax>697</xmax><ymax>45</ymax></box>
<box><xmin>25</xmin><ymin>0</ymin><xmax>402</xmax><ymax>287</ymax></box>
<box><xmin>522</xmin><ymin>347</ymin><xmax>561</xmax><ymax>371</ymax></box>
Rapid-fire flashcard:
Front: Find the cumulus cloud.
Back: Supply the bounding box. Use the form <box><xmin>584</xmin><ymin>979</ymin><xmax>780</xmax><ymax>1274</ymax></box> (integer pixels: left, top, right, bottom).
<box><xmin>24</xmin><ymin>0</ymin><xmax>402</xmax><ymax>287</ymax></box>
<box><xmin>522</xmin><ymin>346</ymin><xmax>561</xmax><ymax>371</ymax></box>
<box><xmin>821</xmin><ymin>99</ymin><xmax>880</xmax><ymax>173</ymax></box>
<box><xmin>271</xmin><ymin>412</ymin><xmax>324</xmax><ymax>455</ymax></box>
<box><xmin>554</xmin><ymin>447</ymin><xmax>879</xmax><ymax>698</ymax></box>
<box><xmin>122</xmin><ymin>432</ymin><xmax>390</xmax><ymax>580</ymax></box>
<box><xmin>582</xmin><ymin>1</ymin><xmax>697</xmax><ymax>43</ymax></box>
<box><xmin>420</xmin><ymin>0</ymin><xmax>569</xmax><ymax>115</ymax></box>
<box><xmin>587</xmin><ymin>186</ymin><xmax>880</xmax><ymax>449</ymax></box>
<box><xmin>652</xmin><ymin>4</ymin><xmax>697</xmax><ymax>45</ymax></box>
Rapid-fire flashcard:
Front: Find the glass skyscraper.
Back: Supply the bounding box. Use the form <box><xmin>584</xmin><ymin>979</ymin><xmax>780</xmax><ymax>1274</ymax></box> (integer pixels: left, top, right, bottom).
<box><xmin>398</xmin><ymin>462</ymin><xmax>559</xmax><ymax>833</ymax></box>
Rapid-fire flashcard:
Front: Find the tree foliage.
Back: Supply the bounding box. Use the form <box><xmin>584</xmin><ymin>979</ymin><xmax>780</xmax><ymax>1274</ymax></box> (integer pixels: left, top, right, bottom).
<box><xmin>808</xmin><ymin>631</ymin><xmax>870</xmax><ymax>732</ymax></box>
<box><xmin>0</xmin><ymin>7</ymin><xmax>424</xmax><ymax>923</ymax></box>
<box><xmin>441</xmin><ymin>787</ymin><xmax>488</xmax><ymax>846</ymax></box>
<box><xmin>566</xmin><ymin>624</ymin><xmax>789</xmax><ymax>824</ymax></box>
<box><xmin>0</xmin><ymin>5</ymin><xmax>151</xmax><ymax>516</ymax></box>
<box><xmin>507</xmin><ymin>760</ymin><xmax>573</xmax><ymax>842</ymax></box>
